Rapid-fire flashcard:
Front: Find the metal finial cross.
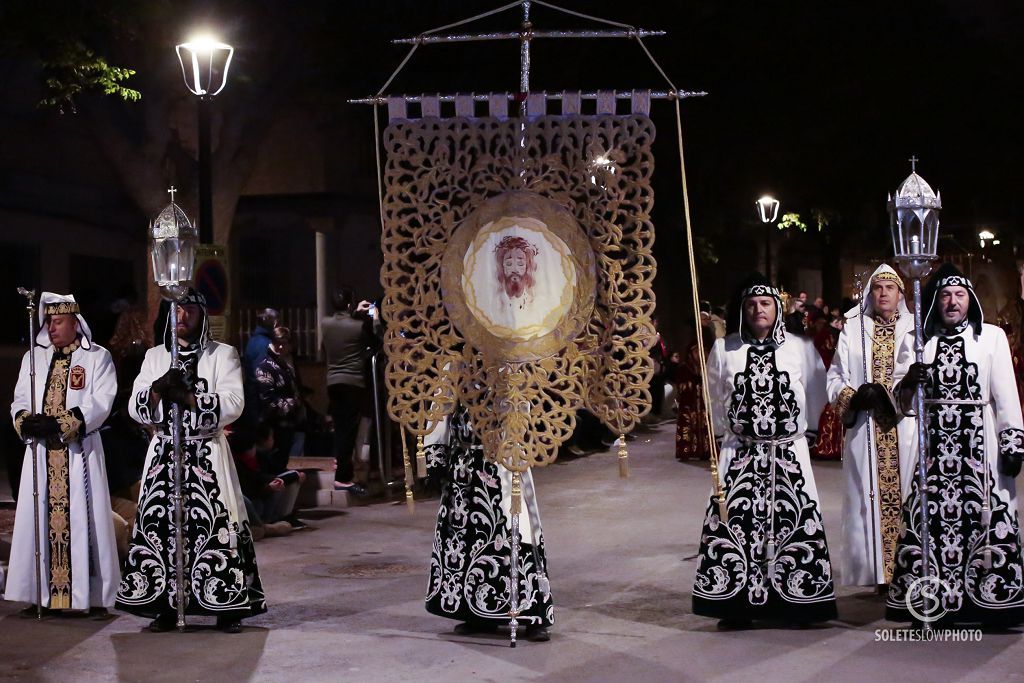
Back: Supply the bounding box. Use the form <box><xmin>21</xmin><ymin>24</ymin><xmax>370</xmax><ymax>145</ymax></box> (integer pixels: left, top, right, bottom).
<box><xmin>167</xmin><ymin>186</ymin><xmax>177</xmax><ymax>203</ymax></box>
<box><xmin>909</xmin><ymin>156</ymin><xmax>919</xmax><ymax>173</ymax></box>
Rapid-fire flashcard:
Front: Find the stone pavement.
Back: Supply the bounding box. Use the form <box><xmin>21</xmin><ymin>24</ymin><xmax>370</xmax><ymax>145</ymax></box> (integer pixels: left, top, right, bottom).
<box><xmin>1</xmin><ymin>423</ymin><xmax>1022</xmax><ymax>682</ymax></box>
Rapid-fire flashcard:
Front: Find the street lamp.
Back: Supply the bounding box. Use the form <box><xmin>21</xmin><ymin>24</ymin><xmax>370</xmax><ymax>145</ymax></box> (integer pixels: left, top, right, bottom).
<box><xmin>150</xmin><ymin>187</ymin><xmax>198</xmax><ymax>631</ymax></box>
<box><xmin>176</xmin><ymin>36</ymin><xmax>234</xmax><ymax>244</ymax></box>
<box><xmin>888</xmin><ymin>158</ymin><xmax>941</xmax><ymax>631</ymax></box>
<box><xmin>756</xmin><ymin>195</ymin><xmax>780</xmax><ymax>281</ymax></box>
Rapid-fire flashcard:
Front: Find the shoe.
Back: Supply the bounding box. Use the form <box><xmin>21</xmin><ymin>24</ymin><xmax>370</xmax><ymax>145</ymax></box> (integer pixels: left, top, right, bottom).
<box><xmin>284</xmin><ymin>515</ymin><xmax>309</xmax><ymax>530</ymax></box>
<box><xmin>217</xmin><ymin>617</ymin><xmax>243</xmax><ymax>634</ymax></box>
<box><xmin>566</xmin><ymin>445</ymin><xmax>586</xmax><ymax>457</ymax></box>
<box><xmin>717</xmin><ymin>618</ymin><xmax>752</xmax><ymax>631</ymax></box>
<box><xmin>525</xmin><ymin>626</ymin><xmax>550</xmax><ymax>642</ymax></box>
<box><xmin>88</xmin><ymin>607</ymin><xmax>114</xmax><ymax>620</ymax></box>
<box><xmin>148</xmin><ymin>613</ymin><xmax>177</xmax><ymax>632</ymax></box>
<box><xmin>263</xmin><ymin>521</ymin><xmax>293</xmax><ymax>537</ymax></box>
<box><xmin>453</xmin><ymin>620</ymin><xmax>498</xmax><ymax>635</ymax></box>
<box><xmin>334</xmin><ymin>482</ymin><xmax>369</xmax><ymax>497</ymax></box>
<box><xmin>19</xmin><ymin>605</ymin><xmax>46</xmax><ymax>619</ymax></box>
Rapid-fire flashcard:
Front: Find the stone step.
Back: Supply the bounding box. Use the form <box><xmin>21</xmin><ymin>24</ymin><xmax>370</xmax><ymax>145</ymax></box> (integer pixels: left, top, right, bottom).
<box><xmin>314</xmin><ymin>488</ymin><xmax>350</xmax><ymax>508</ymax></box>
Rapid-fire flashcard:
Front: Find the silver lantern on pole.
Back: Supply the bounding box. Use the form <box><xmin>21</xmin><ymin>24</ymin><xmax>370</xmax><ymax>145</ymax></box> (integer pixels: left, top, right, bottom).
<box><xmin>888</xmin><ymin>158</ymin><xmax>941</xmax><ymax>628</ymax></box>
<box><xmin>150</xmin><ymin>187</ymin><xmax>197</xmax><ymax>631</ymax></box>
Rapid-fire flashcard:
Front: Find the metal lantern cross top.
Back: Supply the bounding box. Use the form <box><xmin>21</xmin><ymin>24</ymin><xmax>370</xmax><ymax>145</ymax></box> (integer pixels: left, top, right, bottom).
<box><xmin>888</xmin><ymin>158</ymin><xmax>941</xmax><ymax>279</ymax></box>
<box><xmin>151</xmin><ymin>188</ymin><xmax>198</xmax><ymax>289</ymax></box>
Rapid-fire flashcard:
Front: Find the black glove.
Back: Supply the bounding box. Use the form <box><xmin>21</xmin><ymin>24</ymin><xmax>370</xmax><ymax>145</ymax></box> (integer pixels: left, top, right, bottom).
<box><xmin>868</xmin><ymin>386</ymin><xmax>898</xmax><ymax>432</ymax></box>
<box><xmin>902</xmin><ymin>363</ymin><xmax>932</xmax><ymax>393</ymax></box>
<box><xmin>1000</xmin><ymin>451</ymin><xmax>1023</xmax><ymax>477</ymax></box>
<box><xmin>152</xmin><ymin>368</ymin><xmax>192</xmax><ymax>407</ymax></box>
<box><xmin>21</xmin><ymin>414</ymin><xmax>61</xmax><ymax>440</ymax></box>
<box><xmin>848</xmin><ymin>384</ymin><xmax>875</xmax><ymax>412</ymax></box>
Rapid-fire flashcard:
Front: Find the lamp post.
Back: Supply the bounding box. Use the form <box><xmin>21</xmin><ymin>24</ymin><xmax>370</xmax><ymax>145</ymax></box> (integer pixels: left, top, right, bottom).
<box><xmin>175</xmin><ymin>36</ymin><xmax>233</xmax><ymax>244</ymax></box>
<box><xmin>888</xmin><ymin>158</ymin><xmax>941</xmax><ymax>630</ymax></box>
<box><xmin>756</xmin><ymin>195</ymin><xmax>780</xmax><ymax>281</ymax></box>
<box><xmin>150</xmin><ymin>187</ymin><xmax>199</xmax><ymax>631</ymax></box>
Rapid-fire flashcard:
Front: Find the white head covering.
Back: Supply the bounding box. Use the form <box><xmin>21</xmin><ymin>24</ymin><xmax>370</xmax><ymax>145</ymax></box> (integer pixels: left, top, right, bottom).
<box><xmin>36</xmin><ymin>292</ymin><xmax>92</xmax><ymax>350</ymax></box>
<box><xmin>845</xmin><ymin>264</ymin><xmax>910</xmax><ymax>321</ymax></box>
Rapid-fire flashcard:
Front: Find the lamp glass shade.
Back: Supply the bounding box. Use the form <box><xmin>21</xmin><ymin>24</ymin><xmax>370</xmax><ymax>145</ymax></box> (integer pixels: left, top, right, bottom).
<box><xmin>150</xmin><ymin>203</ymin><xmax>198</xmax><ymax>287</ymax></box>
<box><xmin>756</xmin><ymin>195</ymin><xmax>780</xmax><ymax>223</ymax></box>
<box><xmin>176</xmin><ymin>40</ymin><xmax>234</xmax><ymax>96</ymax></box>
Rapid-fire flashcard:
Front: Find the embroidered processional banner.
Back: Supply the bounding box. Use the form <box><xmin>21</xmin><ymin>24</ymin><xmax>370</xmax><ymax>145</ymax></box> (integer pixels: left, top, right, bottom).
<box><xmin>380</xmin><ymin>94</ymin><xmax>657</xmax><ymax>471</ymax></box>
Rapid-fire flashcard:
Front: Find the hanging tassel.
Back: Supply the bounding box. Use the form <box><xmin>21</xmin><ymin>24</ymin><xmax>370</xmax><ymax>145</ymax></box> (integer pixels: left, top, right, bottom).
<box><xmin>511</xmin><ymin>471</ymin><xmax>523</xmax><ymax>516</ymax></box>
<box><xmin>766</xmin><ymin>535</ymin><xmax>776</xmax><ymax>564</ymax></box>
<box><xmin>401</xmin><ymin>427</ymin><xmax>415</xmax><ymax>514</ymax></box>
<box><xmin>618</xmin><ymin>434</ymin><xmax>629</xmax><ymax>478</ymax></box>
<box><xmin>416</xmin><ymin>435</ymin><xmax>427</xmax><ymax>478</ymax></box>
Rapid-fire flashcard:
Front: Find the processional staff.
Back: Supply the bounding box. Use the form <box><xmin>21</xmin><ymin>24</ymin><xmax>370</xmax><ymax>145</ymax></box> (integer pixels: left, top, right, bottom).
<box><xmin>149</xmin><ymin>188</ymin><xmax>199</xmax><ymax>631</ymax></box>
<box><xmin>15</xmin><ymin>287</ymin><xmax>43</xmax><ymax>620</ymax></box>
<box><xmin>888</xmin><ymin>159</ymin><xmax>941</xmax><ymax>630</ymax></box>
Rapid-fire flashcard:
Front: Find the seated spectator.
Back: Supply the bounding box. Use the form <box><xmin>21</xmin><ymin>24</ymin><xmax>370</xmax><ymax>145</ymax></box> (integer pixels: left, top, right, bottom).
<box><xmin>229</xmin><ymin>424</ymin><xmax>306</xmax><ymax>537</ymax></box>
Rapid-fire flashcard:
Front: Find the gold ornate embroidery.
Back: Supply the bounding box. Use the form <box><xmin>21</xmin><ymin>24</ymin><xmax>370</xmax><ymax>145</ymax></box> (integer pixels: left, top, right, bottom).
<box><xmin>13</xmin><ymin>410</ymin><xmax>28</xmax><ymax>441</ymax></box>
<box><xmin>871</xmin><ymin>317</ymin><xmax>901</xmax><ymax>583</ymax></box>
<box><xmin>55</xmin><ymin>410</ymin><xmax>83</xmax><ymax>443</ymax></box>
<box><xmin>43</xmin><ymin>352</ymin><xmax>73</xmax><ymax>609</ymax></box>
<box><xmin>834</xmin><ymin>385</ymin><xmax>856</xmax><ymax>420</ymax></box>
<box><xmin>44</xmin><ymin>301</ymin><xmax>80</xmax><ymax>316</ymax></box>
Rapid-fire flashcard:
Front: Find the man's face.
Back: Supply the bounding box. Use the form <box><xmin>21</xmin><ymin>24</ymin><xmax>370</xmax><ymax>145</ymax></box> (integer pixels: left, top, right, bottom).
<box><xmin>813</xmin><ymin>296</ymin><xmax>825</xmax><ymax>310</ymax></box>
<box><xmin>47</xmin><ymin>314</ymin><xmax>78</xmax><ymax>348</ymax></box>
<box><xmin>871</xmin><ymin>280</ymin><xmax>900</xmax><ymax>317</ymax></box>
<box><xmin>937</xmin><ymin>286</ymin><xmax>970</xmax><ymax>328</ymax></box>
<box><xmin>743</xmin><ymin>296</ymin><xmax>777</xmax><ymax>338</ymax></box>
<box><xmin>176</xmin><ymin>304</ymin><xmax>203</xmax><ymax>342</ymax></box>
<box><xmin>798</xmin><ymin>292</ymin><xmax>808</xmax><ymax>302</ymax></box>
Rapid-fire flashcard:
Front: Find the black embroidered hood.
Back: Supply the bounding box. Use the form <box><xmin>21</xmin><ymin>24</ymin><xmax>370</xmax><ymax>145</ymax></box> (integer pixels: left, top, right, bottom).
<box><xmin>730</xmin><ymin>272</ymin><xmax>785</xmax><ymax>347</ymax></box>
<box><xmin>922</xmin><ymin>263</ymin><xmax>984</xmax><ymax>338</ymax></box>
<box><xmin>162</xmin><ymin>288</ymin><xmax>211</xmax><ymax>351</ymax></box>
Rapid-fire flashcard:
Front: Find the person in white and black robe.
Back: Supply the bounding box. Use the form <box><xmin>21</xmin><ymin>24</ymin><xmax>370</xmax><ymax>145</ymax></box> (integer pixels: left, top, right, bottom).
<box><xmin>693</xmin><ymin>274</ymin><xmax>837</xmax><ymax>627</ymax></box>
<box><xmin>886</xmin><ymin>264</ymin><xmax>1024</xmax><ymax>625</ymax></box>
<box><xmin>827</xmin><ymin>264</ymin><xmax>916</xmax><ymax>588</ymax></box>
<box><xmin>115</xmin><ymin>289</ymin><xmax>266</xmax><ymax>633</ymax></box>
<box><xmin>424</xmin><ymin>404</ymin><xmax>553</xmax><ymax>641</ymax></box>
<box><xmin>6</xmin><ymin>293</ymin><xmax>120</xmax><ymax>615</ymax></box>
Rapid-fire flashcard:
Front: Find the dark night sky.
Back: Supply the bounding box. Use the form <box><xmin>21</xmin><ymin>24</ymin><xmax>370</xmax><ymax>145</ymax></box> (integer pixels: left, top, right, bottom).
<box><xmin>3</xmin><ymin>0</ymin><xmax>1022</xmax><ymax>330</ymax></box>
<box><xmin>341</xmin><ymin>0</ymin><xmax>1022</xmax><ymax>227</ymax></box>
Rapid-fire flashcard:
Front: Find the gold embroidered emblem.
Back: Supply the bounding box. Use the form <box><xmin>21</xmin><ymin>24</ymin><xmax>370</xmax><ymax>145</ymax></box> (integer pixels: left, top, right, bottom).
<box><xmin>69</xmin><ymin>365</ymin><xmax>86</xmax><ymax>390</ymax></box>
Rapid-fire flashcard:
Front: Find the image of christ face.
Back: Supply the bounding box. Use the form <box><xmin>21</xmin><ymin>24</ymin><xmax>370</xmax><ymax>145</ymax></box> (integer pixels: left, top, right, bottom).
<box><xmin>494</xmin><ymin>235</ymin><xmax>538</xmax><ymax>300</ymax></box>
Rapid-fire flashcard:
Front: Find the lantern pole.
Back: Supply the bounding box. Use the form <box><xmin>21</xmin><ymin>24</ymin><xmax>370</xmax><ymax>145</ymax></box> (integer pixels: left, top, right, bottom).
<box><xmin>168</xmin><ymin>297</ymin><xmax>187</xmax><ymax>631</ymax></box>
<box><xmin>150</xmin><ymin>187</ymin><xmax>198</xmax><ymax>632</ymax></box>
<box><xmin>16</xmin><ymin>287</ymin><xmax>43</xmax><ymax>619</ymax></box>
